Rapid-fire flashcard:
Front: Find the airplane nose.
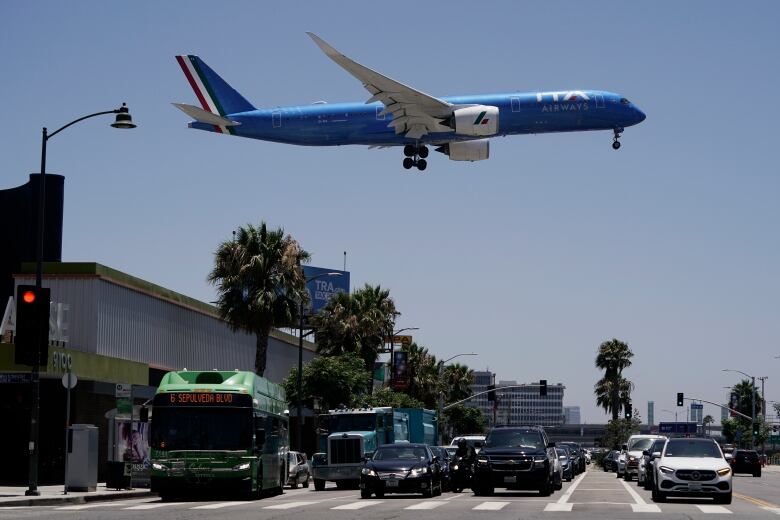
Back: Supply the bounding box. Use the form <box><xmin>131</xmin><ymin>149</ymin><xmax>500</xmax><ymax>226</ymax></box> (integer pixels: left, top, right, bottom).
<box><xmin>634</xmin><ymin>107</ymin><xmax>646</xmax><ymax>124</ymax></box>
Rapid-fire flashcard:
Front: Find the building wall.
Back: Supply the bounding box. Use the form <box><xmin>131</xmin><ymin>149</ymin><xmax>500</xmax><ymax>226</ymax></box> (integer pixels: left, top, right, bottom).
<box><xmin>466</xmin><ymin>371</ymin><xmax>566</xmax><ymax>427</ymax></box>
<box><xmin>564</xmin><ymin>406</ymin><xmax>581</xmax><ymax>425</ymax></box>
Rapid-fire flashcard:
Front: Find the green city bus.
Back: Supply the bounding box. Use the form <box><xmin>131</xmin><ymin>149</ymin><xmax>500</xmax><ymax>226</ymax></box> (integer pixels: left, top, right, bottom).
<box><xmin>149</xmin><ymin>370</ymin><xmax>289</xmax><ymax>499</ymax></box>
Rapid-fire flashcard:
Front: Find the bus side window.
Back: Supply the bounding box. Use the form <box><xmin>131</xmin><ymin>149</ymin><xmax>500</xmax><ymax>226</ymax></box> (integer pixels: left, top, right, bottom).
<box><xmin>255</xmin><ymin>428</ymin><xmax>266</xmax><ymax>452</ymax></box>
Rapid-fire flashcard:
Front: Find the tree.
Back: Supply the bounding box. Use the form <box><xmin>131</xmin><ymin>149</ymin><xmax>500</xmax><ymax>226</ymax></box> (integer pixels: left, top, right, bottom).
<box><xmin>703</xmin><ymin>415</ymin><xmax>714</xmax><ymax>437</ymax></box>
<box><xmin>601</xmin><ymin>408</ymin><xmax>642</xmax><ymax>449</ymax></box>
<box><xmin>594</xmin><ymin>338</ymin><xmax>634</xmax><ymax>421</ymax></box>
<box><xmin>282</xmin><ymin>353</ymin><xmax>369</xmax><ymax>410</ymax></box>
<box><xmin>442</xmin><ymin>363</ymin><xmax>474</xmax><ymax>404</ymax></box>
<box><xmin>208</xmin><ymin>222</ymin><xmax>310</xmax><ymax>376</ymax></box>
<box><xmin>353</xmin><ymin>387</ymin><xmax>424</xmax><ymax>409</ymax></box>
<box><xmin>444</xmin><ymin>404</ymin><xmax>486</xmax><ymax>440</ymax></box>
<box><xmin>403</xmin><ymin>342</ymin><xmax>439</xmax><ymax>408</ymax></box>
<box><xmin>311</xmin><ymin>284</ymin><xmax>398</xmax><ymax>375</ymax></box>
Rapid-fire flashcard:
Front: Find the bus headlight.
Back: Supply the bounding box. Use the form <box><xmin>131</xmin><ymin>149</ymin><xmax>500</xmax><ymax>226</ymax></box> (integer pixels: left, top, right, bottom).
<box><xmin>233</xmin><ymin>462</ymin><xmax>251</xmax><ymax>471</ymax></box>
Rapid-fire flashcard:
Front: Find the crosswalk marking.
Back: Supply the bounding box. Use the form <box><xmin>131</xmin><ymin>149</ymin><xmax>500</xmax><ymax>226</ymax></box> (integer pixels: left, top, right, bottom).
<box><xmin>332</xmin><ymin>500</ymin><xmax>383</xmax><ymax>510</ymax></box>
<box><xmin>696</xmin><ymin>505</ymin><xmax>732</xmax><ymax>514</ymax></box>
<box><xmin>123</xmin><ymin>502</ymin><xmax>186</xmax><ymax>510</ymax></box>
<box><xmin>473</xmin><ymin>501</ymin><xmax>509</xmax><ymax>511</ymax></box>
<box><xmin>631</xmin><ymin>503</ymin><xmax>662</xmax><ymax>513</ymax></box>
<box><xmin>56</xmin><ymin>502</ymin><xmax>136</xmax><ymax>510</ymax></box>
<box><xmin>763</xmin><ymin>507</ymin><xmax>780</xmax><ymax>515</ymax></box>
<box><xmin>544</xmin><ymin>503</ymin><xmax>574</xmax><ymax>511</ymax></box>
<box><xmin>263</xmin><ymin>501</ymin><xmax>320</xmax><ymax>510</ymax></box>
<box><xmin>190</xmin><ymin>501</ymin><xmax>247</xmax><ymax>509</ymax></box>
<box><xmin>405</xmin><ymin>501</ymin><xmax>446</xmax><ymax>510</ymax></box>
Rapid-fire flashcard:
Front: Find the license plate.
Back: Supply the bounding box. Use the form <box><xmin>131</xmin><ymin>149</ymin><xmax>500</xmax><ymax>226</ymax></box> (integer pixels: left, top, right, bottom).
<box><xmin>387</xmin><ymin>480</ymin><xmax>399</xmax><ymax>487</ymax></box>
<box><xmin>504</xmin><ymin>476</ymin><xmax>517</xmax><ymax>483</ymax></box>
<box><xmin>689</xmin><ymin>483</ymin><xmax>702</xmax><ymax>492</ymax></box>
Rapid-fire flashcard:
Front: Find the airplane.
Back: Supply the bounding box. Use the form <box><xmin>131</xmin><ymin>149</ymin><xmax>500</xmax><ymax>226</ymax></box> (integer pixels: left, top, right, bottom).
<box><xmin>174</xmin><ymin>33</ymin><xmax>646</xmax><ymax>171</ymax></box>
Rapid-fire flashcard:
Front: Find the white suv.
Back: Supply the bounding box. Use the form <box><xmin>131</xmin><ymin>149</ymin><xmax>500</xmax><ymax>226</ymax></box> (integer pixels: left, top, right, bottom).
<box><xmin>620</xmin><ymin>434</ymin><xmax>666</xmax><ymax>481</ymax></box>
<box><xmin>652</xmin><ymin>438</ymin><xmax>732</xmax><ymax>504</ymax></box>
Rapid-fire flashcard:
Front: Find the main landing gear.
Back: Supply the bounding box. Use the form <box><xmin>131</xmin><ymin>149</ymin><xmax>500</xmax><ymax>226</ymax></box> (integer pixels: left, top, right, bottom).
<box><xmin>403</xmin><ymin>144</ymin><xmax>428</xmax><ymax>170</ymax></box>
<box><xmin>612</xmin><ymin>128</ymin><xmax>623</xmax><ymax>150</ymax></box>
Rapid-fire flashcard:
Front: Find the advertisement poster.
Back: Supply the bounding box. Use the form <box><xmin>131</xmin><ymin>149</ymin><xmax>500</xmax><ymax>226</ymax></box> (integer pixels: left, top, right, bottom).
<box><xmin>116</xmin><ymin>421</ymin><xmax>150</xmax><ymax>486</ymax></box>
<box><xmin>391</xmin><ymin>351</ymin><xmax>409</xmax><ymax>391</ymax></box>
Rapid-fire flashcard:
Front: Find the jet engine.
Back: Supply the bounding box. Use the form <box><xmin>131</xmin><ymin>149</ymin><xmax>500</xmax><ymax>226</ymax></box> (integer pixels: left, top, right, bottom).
<box><xmin>435</xmin><ymin>139</ymin><xmax>490</xmax><ymax>161</ymax></box>
<box><xmin>440</xmin><ymin>105</ymin><xmax>499</xmax><ymax>136</ymax></box>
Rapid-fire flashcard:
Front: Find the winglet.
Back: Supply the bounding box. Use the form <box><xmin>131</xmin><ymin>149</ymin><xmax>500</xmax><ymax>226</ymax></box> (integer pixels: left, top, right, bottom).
<box><xmin>306</xmin><ymin>32</ymin><xmax>340</xmax><ymax>59</ymax></box>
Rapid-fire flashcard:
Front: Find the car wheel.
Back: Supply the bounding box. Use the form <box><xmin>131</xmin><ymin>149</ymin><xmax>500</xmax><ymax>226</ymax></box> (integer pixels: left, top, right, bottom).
<box><xmin>360</xmin><ymin>489</ymin><xmax>371</xmax><ymax>499</ymax></box>
<box><xmin>624</xmin><ymin>472</ymin><xmax>631</xmax><ymax>481</ymax></box>
<box><xmin>539</xmin><ymin>477</ymin><xmax>552</xmax><ymax>497</ymax></box>
<box><xmin>714</xmin><ymin>491</ymin><xmax>732</xmax><ymax>505</ymax></box>
<box><xmin>651</xmin><ymin>485</ymin><xmax>665</xmax><ymax>503</ymax></box>
<box><xmin>302</xmin><ymin>474</ymin><xmax>310</xmax><ymax>488</ymax></box>
<box><xmin>314</xmin><ymin>478</ymin><xmax>325</xmax><ymax>491</ymax></box>
<box><xmin>375</xmin><ymin>490</ymin><xmax>384</xmax><ymax>498</ymax></box>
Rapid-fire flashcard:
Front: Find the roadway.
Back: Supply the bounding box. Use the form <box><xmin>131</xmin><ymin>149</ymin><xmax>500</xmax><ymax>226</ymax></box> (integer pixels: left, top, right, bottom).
<box><xmin>2</xmin><ymin>468</ymin><xmax>779</xmax><ymax>519</ymax></box>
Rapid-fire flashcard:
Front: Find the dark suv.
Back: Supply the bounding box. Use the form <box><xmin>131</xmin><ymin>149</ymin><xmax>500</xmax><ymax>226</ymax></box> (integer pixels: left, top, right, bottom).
<box><xmin>473</xmin><ymin>426</ymin><xmax>557</xmax><ymax>496</ymax></box>
<box><xmin>730</xmin><ymin>449</ymin><xmax>761</xmax><ymax>477</ymax></box>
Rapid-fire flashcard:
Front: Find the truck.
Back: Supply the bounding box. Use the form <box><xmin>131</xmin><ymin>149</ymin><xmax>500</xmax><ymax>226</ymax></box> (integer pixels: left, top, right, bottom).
<box><xmin>311</xmin><ymin>407</ymin><xmax>436</xmax><ymax>490</ymax></box>
<box><xmin>149</xmin><ymin>370</ymin><xmax>288</xmax><ymax>499</ymax></box>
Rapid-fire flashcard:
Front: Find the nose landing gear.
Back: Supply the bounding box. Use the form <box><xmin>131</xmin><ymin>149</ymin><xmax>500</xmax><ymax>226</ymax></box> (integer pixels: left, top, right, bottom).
<box><xmin>612</xmin><ymin>128</ymin><xmax>623</xmax><ymax>150</ymax></box>
<box><xmin>402</xmin><ymin>144</ymin><xmax>429</xmax><ymax>170</ymax></box>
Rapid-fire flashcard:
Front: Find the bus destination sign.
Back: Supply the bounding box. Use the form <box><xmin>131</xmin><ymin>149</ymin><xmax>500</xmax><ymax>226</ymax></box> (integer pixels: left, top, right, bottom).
<box><xmin>154</xmin><ymin>392</ymin><xmax>251</xmax><ymax>407</ymax></box>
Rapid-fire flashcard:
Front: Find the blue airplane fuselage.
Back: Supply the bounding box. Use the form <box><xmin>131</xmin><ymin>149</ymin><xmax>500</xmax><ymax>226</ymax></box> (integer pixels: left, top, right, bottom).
<box><xmin>189</xmin><ymin>90</ymin><xmax>645</xmax><ymax>146</ymax></box>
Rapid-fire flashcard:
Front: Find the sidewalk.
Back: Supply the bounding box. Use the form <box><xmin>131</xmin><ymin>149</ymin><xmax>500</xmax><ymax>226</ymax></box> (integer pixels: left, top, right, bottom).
<box><xmin>0</xmin><ymin>483</ymin><xmax>154</xmax><ymax>507</ymax></box>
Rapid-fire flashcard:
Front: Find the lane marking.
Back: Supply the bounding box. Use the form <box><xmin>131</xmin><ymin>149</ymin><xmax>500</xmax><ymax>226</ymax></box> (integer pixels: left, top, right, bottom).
<box><xmin>762</xmin><ymin>507</ymin><xmax>780</xmax><ymax>515</ymax></box>
<box><xmin>696</xmin><ymin>505</ymin><xmax>732</xmax><ymax>514</ymax></box>
<box><xmin>473</xmin><ymin>501</ymin><xmax>509</xmax><ymax>510</ymax></box>
<box><xmin>190</xmin><ymin>501</ymin><xmax>248</xmax><ymax>509</ymax></box>
<box><xmin>442</xmin><ymin>493</ymin><xmax>465</xmax><ymax>501</ymax></box>
<box><xmin>631</xmin><ymin>503</ymin><xmax>662</xmax><ymax>513</ymax></box>
<box><xmin>264</xmin><ymin>501</ymin><xmax>320</xmax><ymax>510</ymax></box>
<box><xmin>620</xmin><ymin>478</ymin><xmax>650</xmax><ymax>505</ymax></box>
<box><xmin>123</xmin><ymin>502</ymin><xmax>186</xmax><ymax>510</ymax></box>
<box><xmin>405</xmin><ymin>501</ymin><xmax>446</xmax><ymax>510</ymax></box>
<box><xmin>734</xmin><ymin>492</ymin><xmax>778</xmax><ymax>509</ymax></box>
<box><xmin>556</xmin><ymin>470</ymin><xmax>588</xmax><ymax>504</ymax></box>
<box><xmin>56</xmin><ymin>502</ymin><xmax>138</xmax><ymax>510</ymax></box>
<box><xmin>331</xmin><ymin>500</ymin><xmax>383</xmax><ymax>510</ymax></box>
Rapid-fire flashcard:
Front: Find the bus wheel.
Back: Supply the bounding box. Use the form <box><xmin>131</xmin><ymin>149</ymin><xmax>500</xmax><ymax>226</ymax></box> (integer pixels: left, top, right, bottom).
<box><xmin>314</xmin><ymin>478</ymin><xmax>325</xmax><ymax>491</ymax></box>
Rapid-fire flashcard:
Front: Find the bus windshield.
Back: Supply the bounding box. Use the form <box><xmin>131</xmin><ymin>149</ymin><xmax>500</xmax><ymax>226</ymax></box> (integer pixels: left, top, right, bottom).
<box><xmin>328</xmin><ymin>414</ymin><xmax>376</xmax><ymax>433</ymax></box>
<box><xmin>151</xmin><ymin>407</ymin><xmax>252</xmax><ymax>451</ymax></box>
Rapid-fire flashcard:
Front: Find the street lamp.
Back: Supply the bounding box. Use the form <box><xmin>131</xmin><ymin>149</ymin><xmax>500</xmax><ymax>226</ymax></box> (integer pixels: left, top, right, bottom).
<box><xmin>296</xmin><ymin>271</ymin><xmax>342</xmax><ymax>452</ymax></box>
<box><xmin>26</xmin><ymin>104</ymin><xmax>135</xmax><ymax>496</ymax></box>
<box><xmin>722</xmin><ymin>368</ymin><xmax>761</xmax><ymax>448</ymax></box>
<box><xmin>437</xmin><ymin>353</ymin><xmax>477</xmax><ymax>445</ymax></box>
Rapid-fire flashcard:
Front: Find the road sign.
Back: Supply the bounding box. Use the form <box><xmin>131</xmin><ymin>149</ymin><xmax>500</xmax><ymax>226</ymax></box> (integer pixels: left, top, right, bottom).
<box><xmin>115</xmin><ymin>383</ymin><xmax>131</xmax><ymax>398</ymax></box>
<box><xmin>691</xmin><ymin>403</ymin><xmax>704</xmax><ymax>410</ymax></box>
<box><xmin>61</xmin><ymin>372</ymin><xmax>77</xmax><ymax>389</ymax></box>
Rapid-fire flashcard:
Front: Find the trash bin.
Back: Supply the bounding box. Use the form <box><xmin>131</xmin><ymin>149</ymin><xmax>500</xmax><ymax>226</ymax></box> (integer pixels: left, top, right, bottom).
<box><xmin>106</xmin><ymin>461</ymin><xmax>131</xmax><ymax>490</ymax></box>
<box><xmin>65</xmin><ymin>424</ymin><xmax>99</xmax><ymax>492</ymax></box>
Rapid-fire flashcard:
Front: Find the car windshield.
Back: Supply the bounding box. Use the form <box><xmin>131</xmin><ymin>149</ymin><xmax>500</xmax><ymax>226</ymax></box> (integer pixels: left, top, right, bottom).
<box><xmin>628</xmin><ymin>438</ymin><xmax>656</xmax><ymax>451</ymax></box>
<box><xmin>664</xmin><ymin>440</ymin><xmax>721</xmax><ymax>458</ymax></box>
<box><xmin>485</xmin><ymin>430</ymin><xmax>544</xmax><ymax>449</ymax></box>
<box><xmin>556</xmin><ymin>448</ymin><xmax>569</xmax><ymax>459</ymax></box>
<box><xmin>650</xmin><ymin>440</ymin><xmax>666</xmax><ymax>452</ymax></box>
<box><xmin>373</xmin><ymin>447</ymin><xmax>428</xmax><ymax>461</ymax></box>
<box><xmin>328</xmin><ymin>414</ymin><xmax>376</xmax><ymax>433</ymax></box>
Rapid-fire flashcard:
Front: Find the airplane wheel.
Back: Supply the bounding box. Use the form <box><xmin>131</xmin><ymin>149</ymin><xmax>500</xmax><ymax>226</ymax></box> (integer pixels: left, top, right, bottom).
<box><xmin>612</xmin><ymin>140</ymin><xmax>621</xmax><ymax>150</ymax></box>
<box><xmin>418</xmin><ymin>146</ymin><xmax>429</xmax><ymax>158</ymax></box>
<box><xmin>417</xmin><ymin>159</ymin><xmax>427</xmax><ymax>171</ymax></box>
<box><xmin>403</xmin><ymin>158</ymin><xmax>415</xmax><ymax>169</ymax></box>
<box><xmin>404</xmin><ymin>144</ymin><xmax>416</xmax><ymax>157</ymax></box>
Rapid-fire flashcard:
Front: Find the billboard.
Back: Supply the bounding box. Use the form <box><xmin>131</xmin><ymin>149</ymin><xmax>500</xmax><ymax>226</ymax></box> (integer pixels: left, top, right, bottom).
<box><xmin>391</xmin><ymin>351</ymin><xmax>409</xmax><ymax>391</ymax></box>
<box><xmin>302</xmin><ymin>266</ymin><xmax>350</xmax><ymax>315</ymax></box>
<box><xmin>658</xmin><ymin>422</ymin><xmax>698</xmax><ymax>435</ymax></box>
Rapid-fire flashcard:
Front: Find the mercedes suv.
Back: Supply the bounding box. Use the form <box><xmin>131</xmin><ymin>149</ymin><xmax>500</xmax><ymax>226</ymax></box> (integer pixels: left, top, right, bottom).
<box><xmin>474</xmin><ymin>426</ymin><xmax>557</xmax><ymax>496</ymax></box>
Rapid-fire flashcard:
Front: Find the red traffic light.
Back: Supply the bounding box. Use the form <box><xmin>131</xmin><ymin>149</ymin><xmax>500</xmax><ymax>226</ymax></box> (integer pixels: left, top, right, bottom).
<box><xmin>22</xmin><ymin>290</ymin><xmax>36</xmax><ymax>304</ymax></box>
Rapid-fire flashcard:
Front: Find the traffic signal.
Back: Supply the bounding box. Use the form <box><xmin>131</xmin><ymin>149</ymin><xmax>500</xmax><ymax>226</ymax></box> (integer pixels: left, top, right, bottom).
<box><xmin>14</xmin><ymin>285</ymin><xmax>50</xmax><ymax>366</ymax></box>
<box><xmin>487</xmin><ymin>384</ymin><xmax>496</xmax><ymax>402</ymax></box>
<box><xmin>677</xmin><ymin>392</ymin><xmax>684</xmax><ymax>407</ymax></box>
<box><xmin>753</xmin><ymin>423</ymin><xmax>760</xmax><ymax>437</ymax></box>
<box><xmin>625</xmin><ymin>402</ymin><xmax>632</xmax><ymax>419</ymax></box>
<box><xmin>540</xmin><ymin>380</ymin><xmax>547</xmax><ymax>397</ymax></box>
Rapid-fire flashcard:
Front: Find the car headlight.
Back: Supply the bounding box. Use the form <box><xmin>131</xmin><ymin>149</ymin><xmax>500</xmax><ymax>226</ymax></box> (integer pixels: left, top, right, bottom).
<box><xmin>477</xmin><ymin>458</ymin><xmax>488</xmax><ymax>465</ymax></box>
<box><xmin>628</xmin><ymin>456</ymin><xmax>636</xmax><ymax>462</ymax></box>
<box><xmin>409</xmin><ymin>467</ymin><xmax>429</xmax><ymax>477</ymax></box>
<box><xmin>659</xmin><ymin>466</ymin><xmax>674</xmax><ymax>475</ymax></box>
<box><xmin>151</xmin><ymin>463</ymin><xmax>167</xmax><ymax>471</ymax></box>
<box><xmin>452</xmin><ymin>464</ymin><xmax>459</xmax><ymax>471</ymax></box>
<box><xmin>534</xmin><ymin>457</ymin><xmax>547</xmax><ymax>468</ymax></box>
<box><xmin>233</xmin><ymin>462</ymin><xmax>251</xmax><ymax>471</ymax></box>
<box><xmin>717</xmin><ymin>467</ymin><xmax>731</xmax><ymax>476</ymax></box>
<box><xmin>361</xmin><ymin>468</ymin><xmax>377</xmax><ymax>477</ymax></box>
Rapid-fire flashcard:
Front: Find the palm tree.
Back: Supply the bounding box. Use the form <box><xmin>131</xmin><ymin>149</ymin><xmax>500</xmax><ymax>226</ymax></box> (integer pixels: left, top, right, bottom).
<box><xmin>312</xmin><ymin>284</ymin><xmax>397</xmax><ymax>374</ymax></box>
<box><xmin>594</xmin><ymin>338</ymin><xmax>634</xmax><ymax>422</ymax></box>
<box><xmin>703</xmin><ymin>415</ymin><xmax>714</xmax><ymax>437</ymax></box>
<box><xmin>442</xmin><ymin>363</ymin><xmax>474</xmax><ymax>404</ymax></box>
<box><xmin>403</xmin><ymin>342</ymin><xmax>439</xmax><ymax>407</ymax></box>
<box><xmin>208</xmin><ymin>222</ymin><xmax>310</xmax><ymax>376</ymax></box>
<box><xmin>729</xmin><ymin>379</ymin><xmax>763</xmax><ymax>426</ymax></box>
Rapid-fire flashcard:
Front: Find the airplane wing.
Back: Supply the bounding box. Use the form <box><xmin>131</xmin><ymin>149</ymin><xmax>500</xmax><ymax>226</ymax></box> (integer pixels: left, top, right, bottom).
<box><xmin>307</xmin><ymin>32</ymin><xmax>452</xmax><ymax>140</ymax></box>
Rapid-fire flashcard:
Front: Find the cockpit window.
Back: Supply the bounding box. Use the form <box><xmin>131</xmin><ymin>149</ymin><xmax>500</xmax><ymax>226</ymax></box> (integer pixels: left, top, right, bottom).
<box><xmin>620</xmin><ymin>98</ymin><xmax>630</xmax><ymax>105</ymax></box>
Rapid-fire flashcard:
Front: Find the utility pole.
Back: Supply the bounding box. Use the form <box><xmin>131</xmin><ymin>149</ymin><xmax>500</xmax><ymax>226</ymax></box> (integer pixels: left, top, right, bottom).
<box><xmin>758</xmin><ymin>376</ymin><xmax>768</xmax><ymax>418</ymax></box>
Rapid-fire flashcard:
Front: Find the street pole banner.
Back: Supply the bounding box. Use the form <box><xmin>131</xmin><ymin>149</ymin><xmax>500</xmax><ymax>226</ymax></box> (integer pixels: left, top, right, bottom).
<box><xmin>302</xmin><ymin>266</ymin><xmax>350</xmax><ymax>314</ymax></box>
<box><xmin>391</xmin><ymin>351</ymin><xmax>409</xmax><ymax>391</ymax></box>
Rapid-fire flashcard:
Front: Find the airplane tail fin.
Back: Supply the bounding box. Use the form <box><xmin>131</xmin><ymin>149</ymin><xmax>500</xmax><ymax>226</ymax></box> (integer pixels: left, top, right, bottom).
<box><xmin>175</xmin><ymin>55</ymin><xmax>255</xmax><ymax>120</ymax></box>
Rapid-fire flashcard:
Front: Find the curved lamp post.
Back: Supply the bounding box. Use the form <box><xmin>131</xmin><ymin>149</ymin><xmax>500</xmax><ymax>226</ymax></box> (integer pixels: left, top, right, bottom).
<box><xmin>27</xmin><ymin>104</ymin><xmax>135</xmax><ymax>496</ymax></box>
<box><xmin>437</xmin><ymin>353</ymin><xmax>477</xmax><ymax>444</ymax></box>
<box><xmin>296</xmin><ymin>271</ymin><xmax>342</xmax><ymax>452</ymax></box>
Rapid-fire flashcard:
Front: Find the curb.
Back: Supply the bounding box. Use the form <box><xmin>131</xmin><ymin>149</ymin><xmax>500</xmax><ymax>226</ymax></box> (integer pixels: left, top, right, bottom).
<box><xmin>0</xmin><ymin>490</ymin><xmax>154</xmax><ymax>507</ymax></box>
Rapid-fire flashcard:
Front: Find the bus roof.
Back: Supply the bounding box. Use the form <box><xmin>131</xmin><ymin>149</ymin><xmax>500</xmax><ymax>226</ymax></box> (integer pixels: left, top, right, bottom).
<box><xmin>155</xmin><ymin>370</ymin><xmax>286</xmax><ymax>415</ymax></box>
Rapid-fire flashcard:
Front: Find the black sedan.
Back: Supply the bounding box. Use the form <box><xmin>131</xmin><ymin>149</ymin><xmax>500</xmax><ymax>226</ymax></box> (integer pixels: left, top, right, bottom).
<box><xmin>360</xmin><ymin>444</ymin><xmax>443</xmax><ymax>499</ymax></box>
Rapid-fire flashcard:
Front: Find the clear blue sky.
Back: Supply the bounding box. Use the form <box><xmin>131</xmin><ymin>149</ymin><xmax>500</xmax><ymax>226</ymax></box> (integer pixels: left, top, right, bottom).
<box><xmin>2</xmin><ymin>1</ymin><xmax>778</xmax><ymax>424</ymax></box>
